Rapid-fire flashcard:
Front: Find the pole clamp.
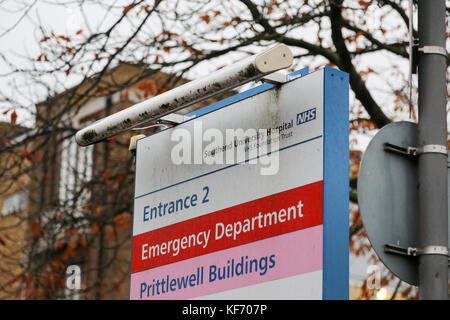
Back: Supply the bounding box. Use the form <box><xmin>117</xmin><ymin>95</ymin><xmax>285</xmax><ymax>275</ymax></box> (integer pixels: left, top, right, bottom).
<box><xmin>409</xmin><ymin>144</ymin><xmax>448</xmax><ymax>156</ymax></box>
<box><xmin>417</xmin><ymin>246</ymin><xmax>449</xmax><ymax>257</ymax></box>
<box><xmin>418</xmin><ymin>46</ymin><xmax>447</xmax><ymax>57</ymax></box>
<box><xmin>385</xmin><ymin>244</ymin><xmax>449</xmax><ymax>258</ymax></box>
<box><xmin>384</xmin><ymin>143</ymin><xmax>447</xmax><ymax>157</ymax></box>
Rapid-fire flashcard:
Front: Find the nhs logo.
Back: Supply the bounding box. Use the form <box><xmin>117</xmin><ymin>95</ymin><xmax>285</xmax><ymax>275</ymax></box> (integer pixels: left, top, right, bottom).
<box><xmin>296</xmin><ymin>108</ymin><xmax>316</xmax><ymax>125</ymax></box>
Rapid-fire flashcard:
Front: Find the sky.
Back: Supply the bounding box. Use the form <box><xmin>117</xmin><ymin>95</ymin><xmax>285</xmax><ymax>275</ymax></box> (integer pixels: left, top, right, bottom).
<box><xmin>0</xmin><ymin>0</ymin><xmax>425</xmax><ymax>136</ymax></box>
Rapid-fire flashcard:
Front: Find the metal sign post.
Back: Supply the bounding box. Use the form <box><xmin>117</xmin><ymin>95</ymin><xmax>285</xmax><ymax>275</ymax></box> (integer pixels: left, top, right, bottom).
<box><xmin>359</xmin><ymin>1</ymin><xmax>448</xmax><ymax>300</ymax></box>
<box><xmin>416</xmin><ymin>0</ymin><xmax>448</xmax><ymax>300</ymax></box>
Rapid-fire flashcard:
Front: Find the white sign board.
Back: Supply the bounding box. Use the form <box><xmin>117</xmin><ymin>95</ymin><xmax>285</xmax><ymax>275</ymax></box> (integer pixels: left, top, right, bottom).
<box><xmin>130</xmin><ymin>67</ymin><xmax>349</xmax><ymax>300</ymax></box>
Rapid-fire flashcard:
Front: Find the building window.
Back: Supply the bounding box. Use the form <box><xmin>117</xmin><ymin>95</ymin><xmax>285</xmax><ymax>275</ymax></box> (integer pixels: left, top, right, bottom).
<box><xmin>59</xmin><ymin>132</ymin><xmax>93</xmax><ymax>209</ymax></box>
<box><xmin>1</xmin><ymin>190</ymin><xmax>27</xmax><ymax>216</ymax></box>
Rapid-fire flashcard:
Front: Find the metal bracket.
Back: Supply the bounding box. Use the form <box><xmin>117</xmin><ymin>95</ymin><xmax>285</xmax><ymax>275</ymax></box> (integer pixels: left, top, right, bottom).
<box><xmin>418</xmin><ymin>46</ymin><xmax>447</xmax><ymax>57</ymax></box>
<box><xmin>383</xmin><ymin>142</ymin><xmax>417</xmax><ymax>158</ymax></box>
<box><xmin>157</xmin><ymin>113</ymin><xmax>188</xmax><ymax>125</ymax></box>
<box><xmin>384</xmin><ymin>244</ymin><xmax>418</xmax><ymax>257</ymax></box>
<box><xmin>128</xmin><ymin>134</ymin><xmax>146</xmax><ymax>152</ymax></box>
<box><xmin>261</xmin><ymin>71</ymin><xmax>302</xmax><ymax>84</ymax></box>
<box><xmin>411</xmin><ymin>43</ymin><xmax>447</xmax><ymax>74</ymax></box>
<box><xmin>384</xmin><ymin>142</ymin><xmax>447</xmax><ymax>158</ymax></box>
<box><xmin>384</xmin><ymin>244</ymin><xmax>450</xmax><ymax>265</ymax></box>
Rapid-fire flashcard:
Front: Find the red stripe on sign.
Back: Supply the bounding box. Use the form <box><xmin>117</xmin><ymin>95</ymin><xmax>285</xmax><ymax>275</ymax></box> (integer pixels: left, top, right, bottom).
<box><xmin>131</xmin><ymin>181</ymin><xmax>323</xmax><ymax>274</ymax></box>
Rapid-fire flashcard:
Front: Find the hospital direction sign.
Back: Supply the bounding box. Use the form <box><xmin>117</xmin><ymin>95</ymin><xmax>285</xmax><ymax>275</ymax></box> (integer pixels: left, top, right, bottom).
<box><xmin>130</xmin><ymin>67</ymin><xmax>349</xmax><ymax>300</ymax></box>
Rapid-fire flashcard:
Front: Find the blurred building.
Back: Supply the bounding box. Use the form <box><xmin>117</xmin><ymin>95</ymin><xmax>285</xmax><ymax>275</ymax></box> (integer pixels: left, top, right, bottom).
<box><xmin>0</xmin><ymin>63</ymin><xmax>232</xmax><ymax>299</ymax></box>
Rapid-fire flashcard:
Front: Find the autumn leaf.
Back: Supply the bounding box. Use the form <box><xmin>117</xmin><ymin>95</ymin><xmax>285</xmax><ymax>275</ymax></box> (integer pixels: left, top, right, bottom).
<box><xmin>10</xmin><ymin>110</ymin><xmax>17</xmax><ymax>124</ymax></box>
<box><xmin>102</xmin><ymin>169</ymin><xmax>111</xmax><ymax>185</ymax></box>
<box><xmin>30</xmin><ymin>222</ymin><xmax>41</xmax><ymax>239</ymax></box>
<box><xmin>37</xmin><ymin>54</ymin><xmax>48</xmax><ymax>62</ymax></box>
<box><xmin>138</xmin><ymin>79</ymin><xmax>157</xmax><ymax>96</ymax></box>
<box><xmin>62</xmin><ymin>241</ymin><xmax>77</xmax><ymax>259</ymax></box>
<box><xmin>22</xmin><ymin>149</ymin><xmax>33</xmax><ymax>162</ymax></box>
<box><xmin>105</xmin><ymin>229</ymin><xmax>116</xmax><ymax>241</ymax></box>
<box><xmin>94</xmin><ymin>207</ymin><xmax>102</xmax><ymax>217</ymax></box>
<box><xmin>113</xmin><ymin>212</ymin><xmax>131</xmax><ymax>227</ymax></box>
<box><xmin>273</xmin><ymin>13</ymin><xmax>289</xmax><ymax>23</ymax></box>
<box><xmin>9</xmin><ymin>273</ymin><xmax>23</xmax><ymax>285</ymax></box>
<box><xmin>90</xmin><ymin>222</ymin><xmax>100</xmax><ymax>234</ymax></box>
<box><xmin>97</xmin><ymin>87</ymin><xmax>106</xmax><ymax>94</ymax></box>
<box><xmin>123</xmin><ymin>4</ymin><xmax>135</xmax><ymax>15</ymax></box>
<box><xmin>200</xmin><ymin>14</ymin><xmax>210</xmax><ymax>24</ymax></box>
<box><xmin>58</xmin><ymin>35</ymin><xmax>71</xmax><ymax>42</ymax></box>
<box><xmin>142</xmin><ymin>4</ymin><xmax>151</xmax><ymax>14</ymax></box>
<box><xmin>109</xmin><ymin>135</ymin><xmax>118</xmax><ymax>145</ymax></box>
<box><xmin>358</xmin><ymin>0</ymin><xmax>370</xmax><ymax>9</ymax></box>
<box><xmin>35</xmin><ymin>150</ymin><xmax>43</xmax><ymax>161</ymax></box>
<box><xmin>76</xmin><ymin>29</ymin><xmax>83</xmax><ymax>35</ymax></box>
<box><xmin>116</xmin><ymin>172</ymin><xmax>123</xmax><ymax>185</ymax></box>
<box><xmin>51</xmin><ymin>260</ymin><xmax>65</xmax><ymax>270</ymax></box>
<box><xmin>113</xmin><ymin>278</ymin><xmax>121</xmax><ymax>292</ymax></box>
<box><xmin>79</xmin><ymin>237</ymin><xmax>87</xmax><ymax>248</ymax></box>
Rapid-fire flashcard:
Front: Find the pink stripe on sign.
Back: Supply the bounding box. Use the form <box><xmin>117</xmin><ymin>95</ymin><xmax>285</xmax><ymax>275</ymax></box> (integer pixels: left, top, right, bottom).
<box><xmin>130</xmin><ymin>225</ymin><xmax>323</xmax><ymax>300</ymax></box>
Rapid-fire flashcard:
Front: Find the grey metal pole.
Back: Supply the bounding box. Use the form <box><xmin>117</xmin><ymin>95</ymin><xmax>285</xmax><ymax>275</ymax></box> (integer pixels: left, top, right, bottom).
<box><xmin>417</xmin><ymin>0</ymin><xmax>448</xmax><ymax>300</ymax></box>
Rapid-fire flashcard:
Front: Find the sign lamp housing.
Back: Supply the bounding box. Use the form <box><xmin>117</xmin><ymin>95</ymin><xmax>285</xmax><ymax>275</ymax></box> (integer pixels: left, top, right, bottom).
<box><xmin>75</xmin><ymin>44</ymin><xmax>293</xmax><ymax>146</ymax></box>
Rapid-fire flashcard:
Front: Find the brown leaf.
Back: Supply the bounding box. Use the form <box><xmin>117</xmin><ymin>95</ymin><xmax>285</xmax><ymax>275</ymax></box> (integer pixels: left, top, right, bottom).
<box><xmin>40</xmin><ymin>36</ymin><xmax>50</xmax><ymax>43</ymax></box>
<box><xmin>58</xmin><ymin>35</ymin><xmax>70</xmax><ymax>42</ymax></box>
<box><xmin>116</xmin><ymin>172</ymin><xmax>123</xmax><ymax>185</ymax></box>
<box><xmin>79</xmin><ymin>237</ymin><xmax>87</xmax><ymax>248</ymax></box>
<box><xmin>54</xmin><ymin>240</ymin><xmax>64</xmax><ymax>251</ymax></box>
<box><xmin>200</xmin><ymin>14</ymin><xmax>210</xmax><ymax>24</ymax></box>
<box><xmin>10</xmin><ymin>111</ymin><xmax>17</xmax><ymax>124</ymax></box>
<box><xmin>35</xmin><ymin>150</ymin><xmax>43</xmax><ymax>161</ymax></box>
<box><xmin>22</xmin><ymin>149</ymin><xmax>33</xmax><ymax>162</ymax></box>
<box><xmin>90</xmin><ymin>223</ymin><xmax>100</xmax><ymax>234</ymax></box>
<box><xmin>358</xmin><ymin>0</ymin><xmax>370</xmax><ymax>9</ymax></box>
<box><xmin>103</xmin><ymin>168</ymin><xmax>110</xmax><ymax>184</ymax></box>
<box><xmin>123</xmin><ymin>4</ymin><xmax>135</xmax><ymax>15</ymax></box>
<box><xmin>30</xmin><ymin>222</ymin><xmax>41</xmax><ymax>239</ymax></box>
